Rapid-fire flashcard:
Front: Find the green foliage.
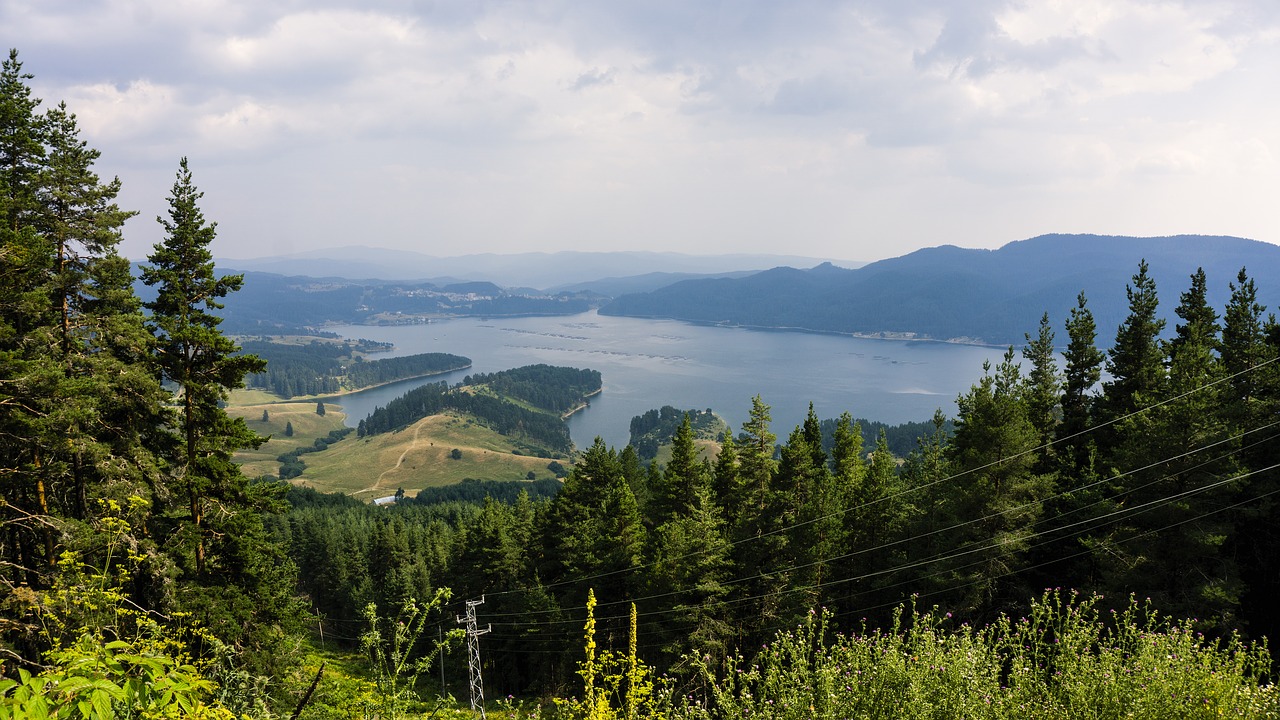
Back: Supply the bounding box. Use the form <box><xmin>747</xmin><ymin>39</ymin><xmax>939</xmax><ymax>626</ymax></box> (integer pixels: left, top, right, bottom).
<box><xmin>359</xmin><ymin>589</ymin><xmax>462</xmax><ymax>720</ymax></box>
<box><xmin>465</xmin><ymin>365</ymin><xmax>602</xmax><ymax>415</ymax></box>
<box><xmin>0</xmin><ymin>500</ymin><xmax>234</xmax><ymax>719</ymax></box>
<box><xmin>241</xmin><ymin>339</ymin><xmax>470</xmax><ymax>399</ymax></box>
<box><xmin>276</xmin><ymin>426</ymin><xmax>354</xmax><ymax>479</ymax></box>
<box><xmin>680</xmin><ymin>592</ymin><xmax>1279</xmax><ymax>719</ymax></box>
<box><xmin>628</xmin><ymin>406</ymin><xmax>724</xmax><ymax>460</ymax></box>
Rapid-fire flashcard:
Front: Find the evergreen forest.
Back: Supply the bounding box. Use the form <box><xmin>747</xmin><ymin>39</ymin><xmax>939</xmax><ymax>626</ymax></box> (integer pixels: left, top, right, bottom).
<box><xmin>241</xmin><ymin>339</ymin><xmax>469</xmax><ymax>399</ymax></box>
<box><xmin>4</xmin><ymin>49</ymin><xmax>1280</xmax><ymax>718</ymax></box>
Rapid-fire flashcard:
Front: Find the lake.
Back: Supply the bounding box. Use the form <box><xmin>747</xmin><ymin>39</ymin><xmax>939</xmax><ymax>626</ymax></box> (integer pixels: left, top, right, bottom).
<box><xmin>324</xmin><ymin>311</ymin><xmax>1007</xmax><ymax>450</ymax></box>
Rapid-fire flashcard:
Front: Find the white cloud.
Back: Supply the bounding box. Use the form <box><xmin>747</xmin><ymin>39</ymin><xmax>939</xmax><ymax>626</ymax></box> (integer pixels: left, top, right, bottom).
<box><xmin>5</xmin><ymin>0</ymin><xmax>1279</xmax><ymax>261</ymax></box>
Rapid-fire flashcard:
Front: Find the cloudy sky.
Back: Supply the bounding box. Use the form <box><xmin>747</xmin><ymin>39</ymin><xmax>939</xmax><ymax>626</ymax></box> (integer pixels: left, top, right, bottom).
<box><xmin>7</xmin><ymin>0</ymin><xmax>1279</xmax><ymax>262</ymax></box>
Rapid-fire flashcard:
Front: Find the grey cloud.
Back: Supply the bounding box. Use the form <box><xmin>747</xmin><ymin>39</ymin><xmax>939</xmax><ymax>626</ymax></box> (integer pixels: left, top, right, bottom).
<box><xmin>571</xmin><ymin>66</ymin><xmax>615</xmax><ymax>90</ymax></box>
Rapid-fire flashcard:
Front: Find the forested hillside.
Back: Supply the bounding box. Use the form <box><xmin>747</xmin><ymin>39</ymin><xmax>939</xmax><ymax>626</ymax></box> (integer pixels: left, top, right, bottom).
<box><xmin>601</xmin><ymin>234</ymin><xmax>1280</xmax><ymax>344</ymax></box>
<box><xmin>241</xmin><ymin>338</ymin><xmax>470</xmax><ymax>398</ymax></box>
<box><xmin>203</xmin><ymin>270</ymin><xmax>597</xmax><ymax>334</ymax></box>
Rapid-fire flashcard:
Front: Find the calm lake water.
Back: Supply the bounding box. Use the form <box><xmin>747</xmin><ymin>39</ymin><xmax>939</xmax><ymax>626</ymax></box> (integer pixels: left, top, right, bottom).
<box><xmin>324</xmin><ymin>311</ymin><xmax>1006</xmax><ymax>450</ymax></box>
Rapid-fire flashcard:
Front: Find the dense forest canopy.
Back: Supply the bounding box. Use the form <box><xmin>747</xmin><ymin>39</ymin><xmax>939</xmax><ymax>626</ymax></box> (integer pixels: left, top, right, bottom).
<box><xmin>4</xmin><ymin>49</ymin><xmax>1280</xmax><ymax>718</ymax></box>
<box><xmin>184</xmin><ymin>269</ymin><xmax>598</xmax><ymax>334</ymax></box>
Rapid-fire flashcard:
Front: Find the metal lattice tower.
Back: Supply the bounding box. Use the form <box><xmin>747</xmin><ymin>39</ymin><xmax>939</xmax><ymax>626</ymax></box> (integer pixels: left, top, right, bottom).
<box><xmin>456</xmin><ymin>596</ymin><xmax>491</xmax><ymax>718</ymax></box>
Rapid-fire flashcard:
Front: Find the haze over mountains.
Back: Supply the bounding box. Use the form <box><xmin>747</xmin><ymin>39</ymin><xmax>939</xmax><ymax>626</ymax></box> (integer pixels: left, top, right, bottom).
<box><xmin>213</xmin><ymin>235</ymin><xmax>1280</xmax><ymax>346</ymax></box>
<box><xmin>602</xmin><ymin>234</ymin><xmax>1280</xmax><ymax>345</ymax></box>
<box><xmin>217</xmin><ymin>247</ymin><xmax>851</xmax><ymax>288</ymax></box>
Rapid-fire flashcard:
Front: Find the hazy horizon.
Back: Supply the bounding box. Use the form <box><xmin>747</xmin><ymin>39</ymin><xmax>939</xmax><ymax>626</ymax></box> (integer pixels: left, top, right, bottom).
<box><xmin>9</xmin><ymin>1</ymin><xmax>1279</xmax><ymax>263</ymax></box>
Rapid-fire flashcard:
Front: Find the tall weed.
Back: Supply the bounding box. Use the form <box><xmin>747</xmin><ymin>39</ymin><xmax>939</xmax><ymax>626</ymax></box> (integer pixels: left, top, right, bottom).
<box><xmin>671</xmin><ymin>590</ymin><xmax>1278</xmax><ymax>719</ymax></box>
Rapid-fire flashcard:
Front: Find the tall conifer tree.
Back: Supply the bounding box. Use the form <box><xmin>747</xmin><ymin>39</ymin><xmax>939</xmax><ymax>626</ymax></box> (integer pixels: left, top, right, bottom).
<box><xmin>1100</xmin><ymin>260</ymin><xmax>1166</xmax><ymax>461</ymax></box>
<box><xmin>1059</xmin><ymin>292</ymin><xmax>1105</xmax><ymax>485</ymax></box>
<box><xmin>141</xmin><ymin>158</ymin><xmax>266</xmax><ymax>576</ymax></box>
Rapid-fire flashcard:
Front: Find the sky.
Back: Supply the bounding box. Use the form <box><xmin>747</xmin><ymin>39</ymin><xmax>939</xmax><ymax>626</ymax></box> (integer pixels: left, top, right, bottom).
<box><xmin>6</xmin><ymin>0</ymin><xmax>1280</xmax><ymax>263</ymax></box>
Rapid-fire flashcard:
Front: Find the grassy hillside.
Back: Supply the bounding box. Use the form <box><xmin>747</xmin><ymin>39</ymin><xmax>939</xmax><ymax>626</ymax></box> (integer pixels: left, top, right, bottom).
<box><xmin>228</xmin><ymin>391</ymin><xmax>566</xmax><ymax>498</ymax></box>
<box><xmin>299</xmin><ymin>413</ymin><xmax>563</xmax><ymax>498</ymax></box>
<box><xmin>648</xmin><ymin>438</ymin><xmax>721</xmax><ymax>467</ymax></box>
<box><xmin>226</xmin><ymin>395</ymin><xmax>349</xmax><ymax>478</ymax></box>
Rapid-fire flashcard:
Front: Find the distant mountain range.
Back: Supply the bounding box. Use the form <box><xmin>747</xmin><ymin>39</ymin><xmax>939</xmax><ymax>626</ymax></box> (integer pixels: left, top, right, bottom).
<box><xmin>599</xmin><ymin>235</ymin><xmax>1280</xmax><ymax>345</ymax></box>
<box><xmin>216</xmin><ymin>247</ymin><xmax>854</xmax><ymax>289</ymax></box>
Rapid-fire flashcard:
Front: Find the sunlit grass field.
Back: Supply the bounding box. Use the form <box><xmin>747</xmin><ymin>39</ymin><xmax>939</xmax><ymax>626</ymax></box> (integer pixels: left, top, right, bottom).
<box><xmin>228</xmin><ymin>391</ymin><xmax>565</xmax><ymax>499</ymax></box>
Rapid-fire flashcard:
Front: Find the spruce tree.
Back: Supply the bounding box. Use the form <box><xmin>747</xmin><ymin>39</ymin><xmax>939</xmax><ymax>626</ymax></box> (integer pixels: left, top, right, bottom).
<box><xmin>943</xmin><ymin>349</ymin><xmax>1048</xmax><ymax>618</ymax></box>
<box><xmin>141</xmin><ymin>157</ymin><xmax>267</xmax><ymax>575</ymax></box>
<box><xmin>1220</xmin><ymin>268</ymin><xmax>1267</xmax><ymax>434</ymax></box>
<box><xmin>730</xmin><ymin>395</ymin><xmax>784</xmax><ymax>644</ymax></box>
<box><xmin>1100</xmin><ymin>260</ymin><xmax>1166</xmax><ymax>458</ymax></box>
<box><xmin>648</xmin><ymin>484</ymin><xmax>733</xmax><ymax>666</ymax></box>
<box><xmin>1059</xmin><ymin>292</ymin><xmax>1105</xmax><ymax>485</ymax></box>
<box><xmin>650</xmin><ymin>413</ymin><xmax>709</xmax><ymax>527</ymax></box>
<box><xmin>1102</xmin><ymin>269</ymin><xmax>1238</xmax><ymax>626</ymax></box>
<box><xmin>1022</xmin><ymin>312</ymin><xmax>1060</xmax><ymax>474</ymax></box>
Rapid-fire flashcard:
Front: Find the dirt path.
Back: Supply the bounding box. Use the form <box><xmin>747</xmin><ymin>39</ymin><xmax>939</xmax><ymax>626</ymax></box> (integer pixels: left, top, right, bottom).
<box><xmin>354</xmin><ymin>420</ymin><xmax>425</xmax><ymax>496</ymax></box>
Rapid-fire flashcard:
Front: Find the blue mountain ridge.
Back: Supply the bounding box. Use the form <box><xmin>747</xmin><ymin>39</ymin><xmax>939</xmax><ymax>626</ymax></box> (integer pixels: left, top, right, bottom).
<box><xmin>599</xmin><ymin>235</ymin><xmax>1280</xmax><ymax>345</ymax></box>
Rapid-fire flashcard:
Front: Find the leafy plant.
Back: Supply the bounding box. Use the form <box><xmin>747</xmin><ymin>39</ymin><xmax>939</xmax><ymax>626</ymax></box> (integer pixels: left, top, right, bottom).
<box><xmin>676</xmin><ymin>591</ymin><xmax>1280</xmax><ymax>719</ymax></box>
<box><xmin>0</xmin><ymin>499</ymin><xmax>234</xmax><ymax>719</ymax></box>
<box><xmin>358</xmin><ymin>588</ymin><xmax>462</xmax><ymax>720</ymax></box>
<box><xmin>557</xmin><ymin>590</ymin><xmax>668</xmax><ymax>720</ymax></box>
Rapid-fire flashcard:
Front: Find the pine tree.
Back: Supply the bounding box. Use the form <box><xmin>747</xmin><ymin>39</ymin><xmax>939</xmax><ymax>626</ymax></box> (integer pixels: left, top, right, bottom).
<box><xmin>1100</xmin><ymin>260</ymin><xmax>1166</xmax><ymax>460</ymax></box>
<box><xmin>648</xmin><ymin>484</ymin><xmax>733</xmax><ymax>666</ymax></box>
<box><xmin>141</xmin><ymin>157</ymin><xmax>267</xmax><ymax>576</ymax></box>
<box><xmin>0</xmin><ymin>49</ymin><xmax>45</xmax><ymax>234</ymax></box>
<box><xmin>1</xmin><ymin>52</ymin><xmax>166</xmax><ymax>604</ymax></box>
<box><xmin>542</xmin><ymin>438</ymin><xmax>646</xmax><ymax>607</ymax></box>
<box><xmin>711</xmin><ymin>430</ymin><xmax>741</xmax><ymax>528</ymax></box>
<box><xmin>1022</xmin><ymin>312</ymin><xmax>1060</xmax><ymax>474</ymax></box>
<box><xmin>285</xmin><ymin>421</ymin><xmax>294</xmax><ymax>437</ymax></box>
<box><xmin>943</xmin><ymin>348</ymin><xmax>1049</xmax><ymax>618</ymax></box>
<box><xmin>729</xmin><ymin>395</ymin><xmax>784</xmax><ymax>644</ymax></box>
<box><xmin>899</xmin><ymin>410</ymin><xmax>952</xmax><ymax>602</ymax></box>
<box><xmin>649</xmin><ymin>413</ymin><xmax>710</xmax><ymax>527</ymax></box>
<box><xmin>1059</xmin><ymin>292</ymin><xmax>1105</xmax><ymax>485</ymax></box>
<box><xmin>1220</xmin><ymin>268</ymin><xmax>1267</xmax><ymax>437</ymax></box>
<box><xmin>1101</xmin><ymin>269</ymin><xmax>1238</xmax><ymax>626</ymax></box>
<box><xmin>37</xmin><ymin>102</ymin><xmax>136</xmax><ymax>353</ymax></box>
<box><xmin>775</xmin><ymin>407</ymin><xmax>829</xmax><ymax>618</ymax></box>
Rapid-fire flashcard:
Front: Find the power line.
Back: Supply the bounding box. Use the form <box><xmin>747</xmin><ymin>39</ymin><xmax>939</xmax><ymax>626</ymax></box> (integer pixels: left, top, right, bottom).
<box><xmin>476</xmin><ymin>354</ymin><xmax>1279</xmax><ymax>604</ymax></box>
<box><xmin>478</xmin><ymin>464</ymin><xmax>1280</xmax><ymax>652</ymax></box>
<box><xmin>474</xmin><ymin>418</ymin><xmax>1280</xmax><ymax>622</ymax></box>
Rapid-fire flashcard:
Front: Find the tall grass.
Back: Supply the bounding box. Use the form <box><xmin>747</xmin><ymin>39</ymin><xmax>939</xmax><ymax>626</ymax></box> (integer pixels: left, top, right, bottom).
<box><xmin>669</xmin><ymin>590</ymin><xmax>1278</xmax><ymax>719</ymax></box>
